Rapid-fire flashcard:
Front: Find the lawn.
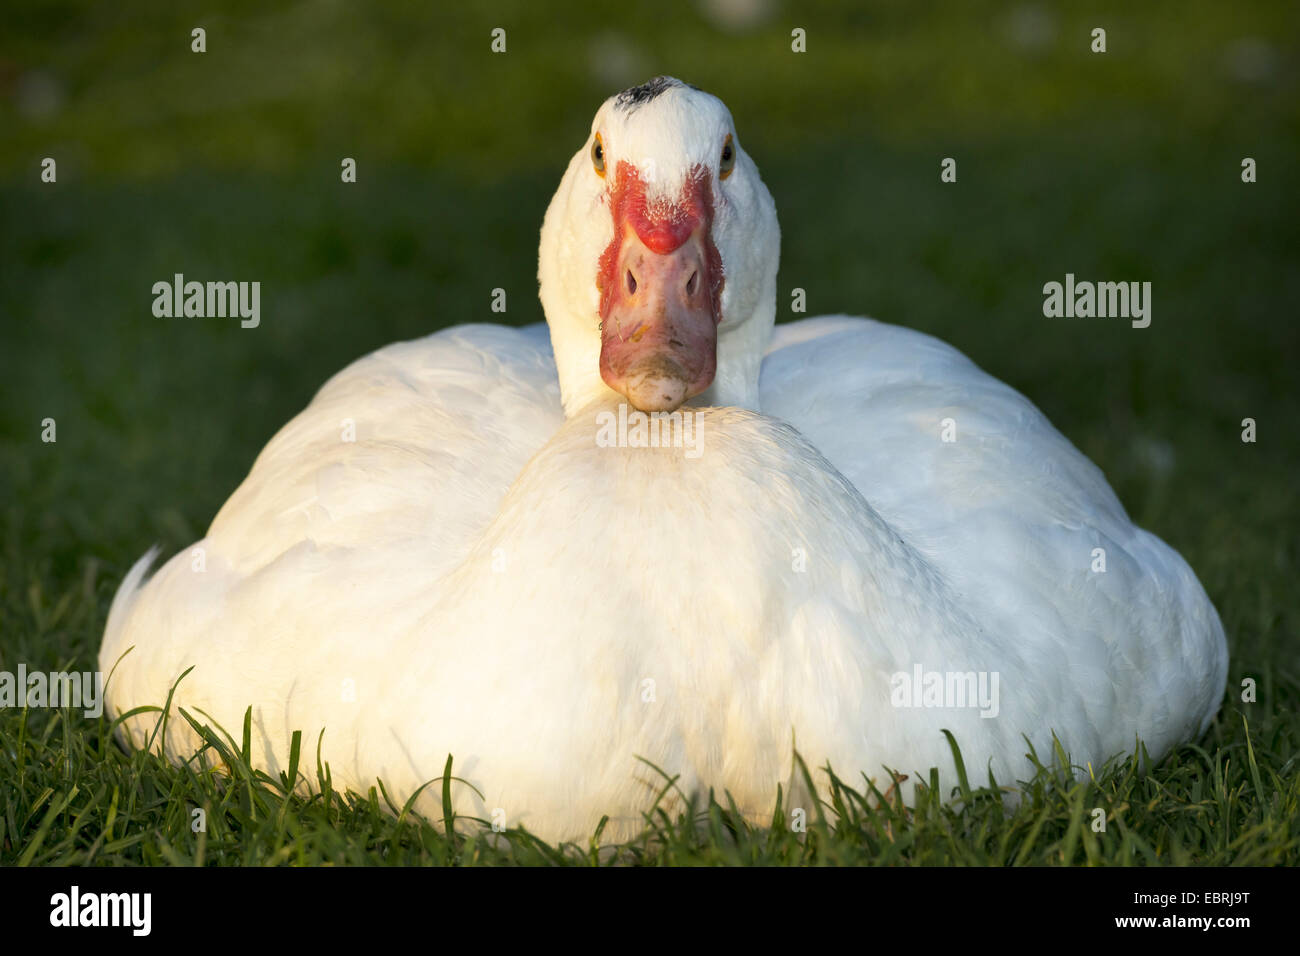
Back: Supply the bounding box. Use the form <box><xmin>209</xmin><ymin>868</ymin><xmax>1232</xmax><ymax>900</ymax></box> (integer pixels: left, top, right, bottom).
<box><xmin>0</xmin><ymin>0</ymin><xmax>1296</xmax><ymax>864</ymax></box>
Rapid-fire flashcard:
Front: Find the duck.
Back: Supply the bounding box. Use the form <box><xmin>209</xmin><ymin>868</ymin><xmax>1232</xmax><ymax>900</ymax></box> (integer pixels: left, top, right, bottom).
<box><xmin>100</xmin><ymin>76</ymin><xmax>1228</xmax><ymax>844</ymax></box>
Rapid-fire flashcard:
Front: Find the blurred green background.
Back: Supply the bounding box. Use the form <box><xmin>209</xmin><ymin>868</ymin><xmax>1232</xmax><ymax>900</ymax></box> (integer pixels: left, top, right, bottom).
<box><xmin>0</xmin><ymin>0</ymin><xmax>1296</xmax><ymax>687</ymax></box>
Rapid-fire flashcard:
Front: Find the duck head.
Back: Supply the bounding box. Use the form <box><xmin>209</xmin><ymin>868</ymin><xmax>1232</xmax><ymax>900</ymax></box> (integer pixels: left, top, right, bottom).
<box><xmin>540</xmin><ymin>77</ymin><xmax>781</xmax><ymax>415</ymax></box>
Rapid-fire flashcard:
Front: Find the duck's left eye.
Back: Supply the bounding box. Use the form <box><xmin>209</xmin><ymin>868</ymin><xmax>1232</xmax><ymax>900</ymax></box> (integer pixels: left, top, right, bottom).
<box><xmin>719</xmin><ymin>135</ymin><xmax>735</xmax><ymax>179</ymax></box>
<box><xmin>592</xmin><ymin>134</ymin><xmax>606</xmax><ymax>177</ymax></box>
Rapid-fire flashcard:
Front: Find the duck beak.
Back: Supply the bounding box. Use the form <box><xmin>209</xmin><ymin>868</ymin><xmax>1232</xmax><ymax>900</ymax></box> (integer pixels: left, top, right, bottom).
<box><xmin>598</xmin><ymin>162</ymin><xmax>721</xmax><ymax>413</ymax></box>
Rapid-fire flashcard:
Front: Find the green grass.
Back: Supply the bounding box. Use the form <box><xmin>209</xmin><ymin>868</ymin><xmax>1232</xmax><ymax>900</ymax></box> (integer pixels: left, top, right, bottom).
<box><xmin>1</xmin><ymin>0</ymin><xmax>1298</xmax><ymax>864</ymax></box>
<box><xmin>2</xmin><ymin>690</ymin><xmax>1296</xmax><ymax>865</ymax></box>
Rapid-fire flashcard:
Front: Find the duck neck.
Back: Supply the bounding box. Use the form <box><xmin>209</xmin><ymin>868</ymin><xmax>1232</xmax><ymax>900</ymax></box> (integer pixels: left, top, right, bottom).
<box><xmin>693</xmin><ymin>271</ymin><xmax>776</xmax><ymax>412</ymax></box>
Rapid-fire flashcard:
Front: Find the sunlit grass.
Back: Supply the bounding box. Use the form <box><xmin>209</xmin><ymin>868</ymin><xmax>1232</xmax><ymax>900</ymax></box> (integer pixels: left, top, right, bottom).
<box><xmin>3</xmin><ymin>683</ymin><xmax>1296</xmax><ymax>865</ymax></box>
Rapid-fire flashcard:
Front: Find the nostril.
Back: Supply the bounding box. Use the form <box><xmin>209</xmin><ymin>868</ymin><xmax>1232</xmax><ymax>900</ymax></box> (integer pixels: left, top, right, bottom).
<box><xmin>626</xmin><ymin>270</ymin><xmax>637</xmax><ymax>295</ymax></box>
<box><xmin>685</xmin><ymin>270</ymin><xmax>699</xmax><ymax>297</ymax></box>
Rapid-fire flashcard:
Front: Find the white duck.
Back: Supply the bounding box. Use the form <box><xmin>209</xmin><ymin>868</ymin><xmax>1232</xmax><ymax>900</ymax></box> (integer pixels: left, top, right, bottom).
<box><xmin>101</xmin><ymin>77</ymin><xmax>1227</xmax><ymax>843</ymax></box>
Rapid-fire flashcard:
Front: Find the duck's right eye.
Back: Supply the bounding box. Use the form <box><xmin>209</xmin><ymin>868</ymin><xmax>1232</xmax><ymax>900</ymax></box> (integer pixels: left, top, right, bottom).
<box><xmin>592</xmin><ymin>134</ymin><xmax>606</xmax><ymax>177</ymax></box>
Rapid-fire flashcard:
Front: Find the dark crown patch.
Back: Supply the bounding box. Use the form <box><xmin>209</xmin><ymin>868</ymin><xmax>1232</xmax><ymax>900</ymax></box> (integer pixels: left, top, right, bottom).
<box><xmin>614</xmin><ymin>76</ymin><xmax>696</xmax><ymax>112</ymax></box>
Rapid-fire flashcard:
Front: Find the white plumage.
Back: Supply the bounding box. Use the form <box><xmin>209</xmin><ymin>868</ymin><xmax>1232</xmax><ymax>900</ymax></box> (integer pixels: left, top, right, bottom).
<box><xmin>101</xmin><ymin>79</ymin><xmax>1226</xmax><ymax>843</ymax></box>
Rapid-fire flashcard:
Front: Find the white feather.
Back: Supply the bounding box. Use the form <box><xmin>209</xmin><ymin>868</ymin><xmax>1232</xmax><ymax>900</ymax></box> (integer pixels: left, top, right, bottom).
<box><xmin>101</xmin><ymin>81</ymin><xmax>1227</xmax><ymax>843</ymax></box>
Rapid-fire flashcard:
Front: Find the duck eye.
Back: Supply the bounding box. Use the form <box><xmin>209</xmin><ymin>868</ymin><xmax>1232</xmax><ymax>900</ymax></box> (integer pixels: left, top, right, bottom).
<box><xmin>719</xmin><ymin>134</ymin><xmax>735</xmax><ymax>179</ymax></box>
<box><xmin>592</xmin><ymin>134</ymin><xmax>606</xmax><ymax>177</ymax></box>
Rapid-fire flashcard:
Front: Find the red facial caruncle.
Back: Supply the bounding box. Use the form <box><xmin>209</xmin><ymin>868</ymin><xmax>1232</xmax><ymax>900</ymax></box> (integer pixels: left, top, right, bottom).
<box><xmin>596</xmin><ymin>159</ymin><xmax>724</xmax><ymax>413</ymax></box>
